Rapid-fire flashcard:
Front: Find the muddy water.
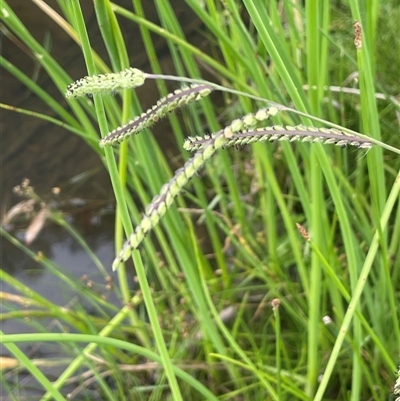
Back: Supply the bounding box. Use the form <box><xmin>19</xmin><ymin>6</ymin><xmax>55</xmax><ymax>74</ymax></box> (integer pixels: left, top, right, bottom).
<box><xmin>1</xmin><ymin>0</ymin><xmax>204</xmax><ymax>364</ymax></box>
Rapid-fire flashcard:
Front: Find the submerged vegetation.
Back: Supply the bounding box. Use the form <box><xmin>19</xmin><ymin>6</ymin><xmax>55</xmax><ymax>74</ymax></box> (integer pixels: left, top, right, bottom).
<box><xmin>1</xmin><ymin>0</ymin><xmax>399</xmax><ymax>400</ymax></box>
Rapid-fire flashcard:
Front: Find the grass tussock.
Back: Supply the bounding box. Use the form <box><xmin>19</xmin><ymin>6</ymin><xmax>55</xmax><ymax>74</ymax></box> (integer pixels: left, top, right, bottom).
<box><xmin>1</xmin><ymin>1</ymin><xmax>399</xmax><ymax>400</ymax></box>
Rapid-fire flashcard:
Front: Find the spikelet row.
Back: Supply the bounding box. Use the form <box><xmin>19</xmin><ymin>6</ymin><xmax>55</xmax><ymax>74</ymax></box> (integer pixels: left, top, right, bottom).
<box><xmin>183</xmin><ymin>106</ymin><xmax>279</xmax><ymax>151</ymax></box>
<box><xmin>394</xmin><ymin>367</ymin><xmax>400</xmax><ymax>401</ymax></box>
<box><xmin>184</xmin><ymin>125</ymin><xmax>373</xmax><ymax>151</ymax></box>
<box><xmin>66</xmin><ymin>68</ymin><xmax>146</xmax><ymax>99</ymax></box>
<box><xmin>65</xmin><ymin>68</ymin><xmax>376</xmax><ymax>270</ymax></box>
<box><xmin>112</xmin><ymin>126</ymin><xmax>235</xmax><ymax>270</ymax></box>
<box><xmin>100</xmin><ymin>84</ymin><xmax>214</xmax><ymax>146</ymax></box>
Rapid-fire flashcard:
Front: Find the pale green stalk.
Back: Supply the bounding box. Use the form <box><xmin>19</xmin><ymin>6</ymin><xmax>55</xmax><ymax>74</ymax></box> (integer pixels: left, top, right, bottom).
<box><xmin>306</xmin><ymin>0</ymin><xmax>324</xmax><ymax>395</ymax></box>
<box><xmin>0</xmin><ymin>332</ymin><xmax>220</xmax><ymax>401</ymax></box>
<box><xmin>313</xmin><ymin>169</ymin><xmax>400</xmax><ymax>400</ymax></box>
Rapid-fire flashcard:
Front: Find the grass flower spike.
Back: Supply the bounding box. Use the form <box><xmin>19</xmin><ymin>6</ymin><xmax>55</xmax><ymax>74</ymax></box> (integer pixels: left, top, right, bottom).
<box><xmin>112</xmin><ymin>126</ymin><xmax>234</xmax><ymax>270</ymax></box>
<box><xmin>100</xmin><ymin>84</ymin><xmax>214</xmax><ymax>146</ymax></box>
<box><xmin>6</xmin><ymin>2</ymin><xmax>399</xmax><ymax>399</ymax></box>
<box><xmin>65</xmin><ymin>68</ymin><xmax>146</xmax><ymax>98</ymax></box>
<box><xmin>183</xmin><ymin>106</ymin><xmax>279</xmax><ymax>151</ymax></box>
<box><xmin>184</xmin><ymin>125</ymin><xmax>373</xmax><ymax>151</ymax></box>
<box><xmin>65</xmin><ymin>68</ymin><xmax>376</xmax><ymax>273</ymax></box>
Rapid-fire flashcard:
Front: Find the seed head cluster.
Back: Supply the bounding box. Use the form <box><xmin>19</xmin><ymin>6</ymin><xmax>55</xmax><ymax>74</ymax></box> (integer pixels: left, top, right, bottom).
<box><xmin>64</xmin><ymin>68</ymin><xmax>374</xmax><ymax>271</ymax></box>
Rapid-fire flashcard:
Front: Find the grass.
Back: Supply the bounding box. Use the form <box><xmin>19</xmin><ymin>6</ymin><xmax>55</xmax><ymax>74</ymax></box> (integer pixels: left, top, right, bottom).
<box><xmin>1</xmin><ymin>0</ymin><xmax>399</xmax><ymax>400</ymax></box>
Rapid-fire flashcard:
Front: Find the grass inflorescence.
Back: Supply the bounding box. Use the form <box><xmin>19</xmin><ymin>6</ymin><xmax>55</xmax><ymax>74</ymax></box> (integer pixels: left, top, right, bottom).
<box><xmin>99</xmin><ymin>83</ymin><xmax>214</xmax><ymax>146</ymax></box>
<box><xmin>395</xmin><ymin>367</ymin><xmax>400</xmax><ymax>401</ymax></box>
<box><xmin>112</xmin><ymin>126</ymin><xmax>235</xmax><ymax>269</ymax></box>
<box><xmin>65</xmin><ymin>67</ymin><xmax>146</xmax><ymax>98</ymax></box>
<box><xmin>66</xmin><ymin>68</ymin><xmax>377</xmax><ymax>268</ymax></box>
<box><xmin>1</xmin><ymin>1</ymin><xmax>399</xmax><ymax>400</ymax></box>
<box><xmin>184</xmin><ymin>125</ymin><xmax>373</xmax><ymax>151</ymax></box>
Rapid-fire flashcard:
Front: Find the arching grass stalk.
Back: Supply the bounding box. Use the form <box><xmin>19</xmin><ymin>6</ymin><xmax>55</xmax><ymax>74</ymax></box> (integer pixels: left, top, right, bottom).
<box><xmin>65</xmin><ymin>69</ymin><xmax>388</xmax><ymax>272</ymax></box>
<box><xmin>0</xmin><ymin>332</ymin><xmax>220</xmax><ymax>401</ymax></box>
<box><xmin>0</xmin><ymin>330</ymin><xmax>66</xmax><ymax>401</ymax></box>
<box><xmin>66</xmin><ymin>68</ymin><xmax>400</xmax><ymax>155</ymax></box>
<box><xmin>96</xmin><ymin>96</ymin><xmax>371</xmax><ymax>270</ymax></box>
<box><xmin>113</xmin><ymin>123</ymin><xmax>373</xmax><ymax>270</ymax></box>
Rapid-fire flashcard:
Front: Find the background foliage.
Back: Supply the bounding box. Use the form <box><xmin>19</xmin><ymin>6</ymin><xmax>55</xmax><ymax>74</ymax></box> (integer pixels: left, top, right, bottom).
<box><xmin>1</xmin><ymin>0</ymin><xmax>399</xmax><ymax>400</ymax></box>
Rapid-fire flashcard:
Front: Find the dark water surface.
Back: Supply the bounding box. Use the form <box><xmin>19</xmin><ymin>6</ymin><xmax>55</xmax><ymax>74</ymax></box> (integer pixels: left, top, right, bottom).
<box><xmin>1</xmin><ymin>0</ymin><xmax>204</xmax><ymax>366</ymax></box>
<box><xmin>1</xmin><ymin>0</ymin><xmax>207</xmax><ymax>398</ymax></box>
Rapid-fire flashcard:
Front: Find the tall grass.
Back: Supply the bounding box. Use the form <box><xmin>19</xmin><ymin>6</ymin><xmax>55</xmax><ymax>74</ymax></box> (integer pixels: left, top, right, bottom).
<box><xmin>1</xmin><ymin>0</ymin><xmax>399</xmax><ymax>400</ymax></box>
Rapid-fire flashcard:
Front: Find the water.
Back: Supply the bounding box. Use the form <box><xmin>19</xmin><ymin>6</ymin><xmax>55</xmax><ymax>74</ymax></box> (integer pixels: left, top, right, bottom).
<box><xmin>1</xmin><ymin>1</ymin><xmax>203</xmax><ymax>398</ymax></box>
